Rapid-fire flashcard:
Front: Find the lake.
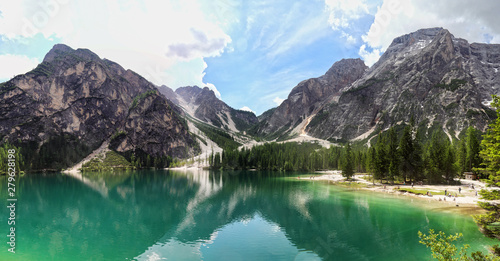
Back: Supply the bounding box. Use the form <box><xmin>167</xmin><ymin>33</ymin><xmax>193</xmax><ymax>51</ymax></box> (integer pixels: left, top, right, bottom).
<box><xmin>0</xmin><ymin>169</ymin><xmax>496</xmax><ymax>260</ymax></box>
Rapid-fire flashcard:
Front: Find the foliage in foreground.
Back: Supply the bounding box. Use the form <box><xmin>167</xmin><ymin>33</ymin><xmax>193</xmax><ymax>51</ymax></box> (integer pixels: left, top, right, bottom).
<box><xmin>476</xmin><ymin>95</ymin><xmax>500</xmax><ymax>239</ymax></box>
<box><xmin>478</xmin><ymin>95</ymin><xmax>500</xmax><ymax>186</ymax></box>
<box><xmin>418</xmin><ymin>229</ymin><xmax>499</xmax><ymax>260</ymax></box>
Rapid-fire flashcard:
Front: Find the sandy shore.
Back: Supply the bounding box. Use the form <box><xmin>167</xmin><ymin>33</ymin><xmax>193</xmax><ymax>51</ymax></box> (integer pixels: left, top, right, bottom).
<box><xmin>299</xmin><ymin>171</ymin><xmax>492</xmax><ymax>209</ymax></box>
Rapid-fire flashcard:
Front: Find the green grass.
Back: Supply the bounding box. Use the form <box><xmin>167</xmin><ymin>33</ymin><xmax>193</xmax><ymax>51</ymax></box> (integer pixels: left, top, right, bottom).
<box><xmin>0</xmin><ymin>81</ymin><xmax>18</xmax><ymax>95</ymax></box>
<box><xmin>194</xmin><ymin>121</ymin><xmax>241</xmax><ymax>150</ymax></box>
<box><xmin>130</xmin><ymin>90</ymin><xmax>157</xmax><ymax>110</ymax></box>
<box><xmin>337</xmin><ymin>181</ymin><xmax>368</xmax><ymax>188</ymax></box>
<box><xmin>398</xmin><ymin>188</ymin><xmax>446</xmax><ymax>196</ymax></box>
<box><xmin>81</xmin><ymin>151</ymin><xmax>134</xmax><ymax>172</ymax></box>
<box><xmin>28</xmin><ymin>62</ymin><xmax>54</xmax><ymax>77</ymax></box>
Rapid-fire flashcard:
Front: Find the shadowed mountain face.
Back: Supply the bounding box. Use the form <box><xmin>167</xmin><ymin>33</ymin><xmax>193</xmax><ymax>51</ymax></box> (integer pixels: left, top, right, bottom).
<box><xmin>256</xmin><ymin>28</ymin><xmax>500</xmax><ymax>141</ymax></box>
<box><xmin>0</xmin><ymin>44</ymin><xmax>197</xmax><ymax>170</ymax></box>
<box><xmin>159</xmin><ymin>85</ymin><xmax>258</xmax><ymax>132</ymax></box>
<box><xmin>251</xmin><ymin>58</ymin><xmax>367</xmax><ymax>138</ymax></box>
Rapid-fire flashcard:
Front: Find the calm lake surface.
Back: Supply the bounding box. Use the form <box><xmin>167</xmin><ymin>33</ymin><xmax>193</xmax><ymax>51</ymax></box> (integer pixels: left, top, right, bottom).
<box><xmin>0</xmin><ymin>170</ymin><xmax>496</xmax><ymax>260</ymax></box>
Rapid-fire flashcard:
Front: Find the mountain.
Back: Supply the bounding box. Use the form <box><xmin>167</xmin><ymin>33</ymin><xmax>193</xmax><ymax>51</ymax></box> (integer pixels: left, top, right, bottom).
<box><xmin>258</xmin><ymin>28</ymin><xmax>500</xmax><ymax>142</ymax></box>
<box><xmin>158</xmin><ymin>85</ymin><xmax>258</xmax><ymax>132</ymax></box>
<box><xmin>251</xmin><ymin>58</ymin><xmax>367</xmax><ymax>139</ymax></box>
<box><xmin>0</xmin><ymin>44</ymin><xmax>198</xmax><ymax>170</ymax></box>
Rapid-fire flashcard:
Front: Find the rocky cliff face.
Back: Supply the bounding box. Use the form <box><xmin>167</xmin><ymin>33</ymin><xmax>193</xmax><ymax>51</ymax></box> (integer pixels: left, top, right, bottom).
<box><xmin>304</xmin><ymin>28</ymin><xmax>500</xmax><ymax>141</ymax></box>
<box><xmin>0</xmin><ymin>44</ymin><xmax>197</xmax><ymax>170</ymax></box>
<box><xmin>159</xmin><ymin>85</ymin><xmax>258</xmax><ymax>132</ymax></box>
<box><xmin>254</xmin><ymin>28</ymin><xmax>500</xmax><ymax>142</ymax></box>
<box><xmin>252</xmin><ymin>58</ymin><xmax>367</xmax><ymax>138</ymax></box>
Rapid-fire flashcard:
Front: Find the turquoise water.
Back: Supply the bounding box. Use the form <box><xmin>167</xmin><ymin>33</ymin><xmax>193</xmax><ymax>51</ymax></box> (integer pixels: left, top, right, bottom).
<box><xmin>0</xmin><ymin>170</ymin><xmax>496</xmax><ymax>260</ymax></box>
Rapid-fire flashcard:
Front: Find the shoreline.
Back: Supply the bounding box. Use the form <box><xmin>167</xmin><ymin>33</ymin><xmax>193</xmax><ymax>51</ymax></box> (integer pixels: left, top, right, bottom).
<box><xmin>299</xmin><ymin>171</ymin><xmax>490</xmax><ymax>215</ymax></box>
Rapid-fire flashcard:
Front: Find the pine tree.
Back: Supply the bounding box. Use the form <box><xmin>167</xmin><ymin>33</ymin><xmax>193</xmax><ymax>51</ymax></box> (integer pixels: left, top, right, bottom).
<box><xmin>374</xmin><ymin>133</ymin><xmax>388</xmax><ymax>183</ymax></box>
<box><xmin>475</xmin><ymin>95</ymin><xmax>500</xmax><ymax>238</ymax></box>
<box><xmin>456</xmin><ymin>139</ymin><xmax>467</xmax><ymax>176</ymax></box>
<box><xmin>213</xmin><ymin>152</ymin><xmax>221</xmax><ymax>169</ymax></box>
<box><xmin>342</xmin><ymin>143</ymin><xmax>354</xmax><ymax>180</ymax></box>
<box><xmin>368</xmin><ymin>146</ymin><xmax>377</xmax><ymax>184</ymax></box>
<box><xmin>400</xmin><ymin>125</ymin><xmax>414</xmax><ymax>182</ymax></box>
<box><xmin>478</xmin><ymin>95</ymin><xmax>500</xmax><ymax>185</ymax></box>
<box><xmin>387</xmin><ymin>127</ymin><xmax>399</xmax><ymax>185</ymax></box>
<box><xmin>427</xmin><ymin>131</ymin><xmax>448</xmax><ymax>184</ymax></box>
<box><xmin>443</xmin><ymin>145</ymin><xmax>457</xmax><ymax>183</ymax></box>
<box><xmin>465</xmin><ymin>126</ymin><xmax>481</xmax><ymax>173</ymax></box>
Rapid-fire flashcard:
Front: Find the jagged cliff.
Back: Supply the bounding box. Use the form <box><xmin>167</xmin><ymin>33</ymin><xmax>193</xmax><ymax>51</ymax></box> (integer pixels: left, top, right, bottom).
<box><xmin>251</xmin><ymin>58</ymin><xmax>367</xmax><ymax>139</ymax></box>
<box><xmin>0</xmin><ymin>44</ymin><xmax>198</xmax><ymax>170</ymax></box>
<box><xmin>256</xmin><ymin>28</ymin><xmax>500</xmax><ymax>141</ymax></box>
<box><xmin>3</xmin><ymin>27</ymin><xmax>498</xmax><ymax>170</ymax></box>
<box><xmin>159</xmin><ymin>85</ymin><xmax>258</xmax><ymax>132</ymax></box>
<box><xmin>307</xmin><ymin>28</ymin><xmax>499</xmax><ymax>141</ymax></box>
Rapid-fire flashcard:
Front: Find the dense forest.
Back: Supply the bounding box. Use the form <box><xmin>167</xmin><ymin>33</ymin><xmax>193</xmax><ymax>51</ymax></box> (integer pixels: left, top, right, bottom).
<box><xmin>0</xmin><ymin>142</ymin><xmax>24</xmax><ymax>175</ymax></box>
<box><xmin>208</xmin><ymin>122</ymin><xmax>482</xmax><ymax>185</ymax></box>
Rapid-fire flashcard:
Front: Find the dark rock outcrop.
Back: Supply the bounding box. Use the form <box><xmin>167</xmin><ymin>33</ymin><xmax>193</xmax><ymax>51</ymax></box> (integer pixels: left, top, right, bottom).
<box><xmin>0</xmin><ymin>44</ymin><xmax>197</xmax><ymax>170</ymax></box>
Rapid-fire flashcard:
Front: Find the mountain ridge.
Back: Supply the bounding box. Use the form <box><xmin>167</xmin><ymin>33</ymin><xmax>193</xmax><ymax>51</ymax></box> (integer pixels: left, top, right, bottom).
<box><xmin>158</xmin><ymin>85</ymin><xmax>258</xmax><ymax>132</ymax></box>
<box><xmin>1</xmin><ymin>27</ymin><xmax>500</xmax><ymax>171</ymax></box>
<box><xmin>0</xmin><ymin>44</ymin><xmax>198</xmax><ymax>170</ymax></box>
<box><xmin>255</xmin><ymin>27</ymin><xmax>500</xmax><ymax>142</ymax></box>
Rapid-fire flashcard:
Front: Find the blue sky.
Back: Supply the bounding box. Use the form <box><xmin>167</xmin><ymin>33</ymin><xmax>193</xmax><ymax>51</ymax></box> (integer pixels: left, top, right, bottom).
<box><xmin>1</xmin><ymin>0</ymin><xmax>500</xmax><ymax>115</ymax></box>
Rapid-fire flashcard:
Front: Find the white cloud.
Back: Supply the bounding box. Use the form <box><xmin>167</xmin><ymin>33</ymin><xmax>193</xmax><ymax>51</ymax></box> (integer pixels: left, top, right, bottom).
<box><xmin>0</xmin><ymin>0</ymin><xmax>232</xmax><ymax>89</ymax></box>
<box><xmin>160</xmin><ymin>59</ymin><xmax>221</xmax><ymax>98</ymax></box>
<box><xmin>362</xmin><ymin>0</ymin><xmax>500</xmax><ymax>56</ymax></box>
<box><xmin>358</xmin><ymin>44</ymin><xmax>381</xmax><ymax>67</ymax></box>
<box><xmin>205</xmin><ymin>82</ymin><xmax>221</xmax><ymax>99</ymax></box>
<box><xmin>273</xmin><ymin>97</ymin><xmax>284</xmax><ymax>106</ymax></box>
<box><xmin>341</xmin><ymin>31</ymin><xmax>356</xmax><ymax>45</ymax></box>
<box><xmin>0</xmin><ymin>54</ymin><xmax>39</xmax><ymax>81</ymax></box>
<box><xmin>324</xmin><ymin>0</ymin><xmax>369</xmax><ymax>30</ymax></box>
<box><xmin>239</xmin><ymin>106</ymin><xmax>254</xmax><ymax>113</ymax></box>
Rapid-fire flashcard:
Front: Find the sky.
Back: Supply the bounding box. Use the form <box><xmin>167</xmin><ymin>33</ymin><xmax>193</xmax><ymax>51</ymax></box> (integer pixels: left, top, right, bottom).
<box><xmin>0</xmin><ymin>0</ymin><xmax>500</xmax><ymax>115</ymax></box>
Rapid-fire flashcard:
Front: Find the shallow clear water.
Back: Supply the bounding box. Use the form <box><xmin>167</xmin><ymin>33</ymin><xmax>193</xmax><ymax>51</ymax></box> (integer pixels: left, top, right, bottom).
<box><xmin>0</xmin><ymin>170</ymin><xmax>496</xmax><ymax>260</ymax></box>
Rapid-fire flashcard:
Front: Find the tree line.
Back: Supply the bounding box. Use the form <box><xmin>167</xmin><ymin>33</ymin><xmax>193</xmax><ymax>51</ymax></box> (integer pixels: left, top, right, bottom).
<box><xmin>418</xmin><ymin>95</ymin><xmax>500</xmax><ymax>260</ymax></box>
<box><xmin>209</xmin><ymin>121</ymin><xmax>483</xmax><ymax>185</ymax></box>
<box><xmin>0</xmin><ymin>142</ymin><xmax>24</xmax><ymax>175</ymax></box>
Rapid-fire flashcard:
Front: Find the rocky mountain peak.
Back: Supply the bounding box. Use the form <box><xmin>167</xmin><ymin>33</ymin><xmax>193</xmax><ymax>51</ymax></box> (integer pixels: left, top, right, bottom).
<box><xmin>43</xmin><ymin>43</ymin><xmax>101</xmax><ymax>63</ymax></box>
<box><xmin>389</xmin><ymin>27</ymin><xmax>444</xmax><ymax>47</ymax></box>
<box><xmin>302</xmin><ymin>27</ymin><xmax>500</xmax><ymax>141</ymax></box>
<box><xmin>251</xmin><ymin>58</ymin><xmax>367</xmax><ymax>138</ymax></box>
<box><xmin>320</xmin><ymin>58</ymin><xmax>367</xmax><ymax>87</ymax></box>
<box><xmin>0</xmin><ymin>43</ymin><xmax>198</xmax><ymax>170</ymax></box>
<box><xmin>42</xmin><ymin>44</ymin><xmax>74</xmax><ymax>62</ymax></box>
<box><xmin>158</xmin><ymin>85</ymin><xmax>179</xmax><ymax>105</ymax></box>
<box><xmin>159</xmin><ymin>85</ymin><xmax>257</xmax><ymax>131</ymax></box>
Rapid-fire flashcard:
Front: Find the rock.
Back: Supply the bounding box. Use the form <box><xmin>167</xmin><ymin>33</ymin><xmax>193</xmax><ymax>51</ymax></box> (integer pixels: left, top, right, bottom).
<box><xmin>160</xmin><ymin>85</ymin><xmax>258</xmax><ymax>132</ymax></box>
<box><xmin>258</xmin><ymin>28</ymin><xmax>500</xmax><ymax>141</ymax></box>
<box><xmin>253</xmin><ymin>58</ymin><xmax>367</xmax><ymax>138</ymax></box>
<box><xmin>0</xmin><ymin>44</ymin><xmax>198</xmax><ymax>170</ymax></box>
